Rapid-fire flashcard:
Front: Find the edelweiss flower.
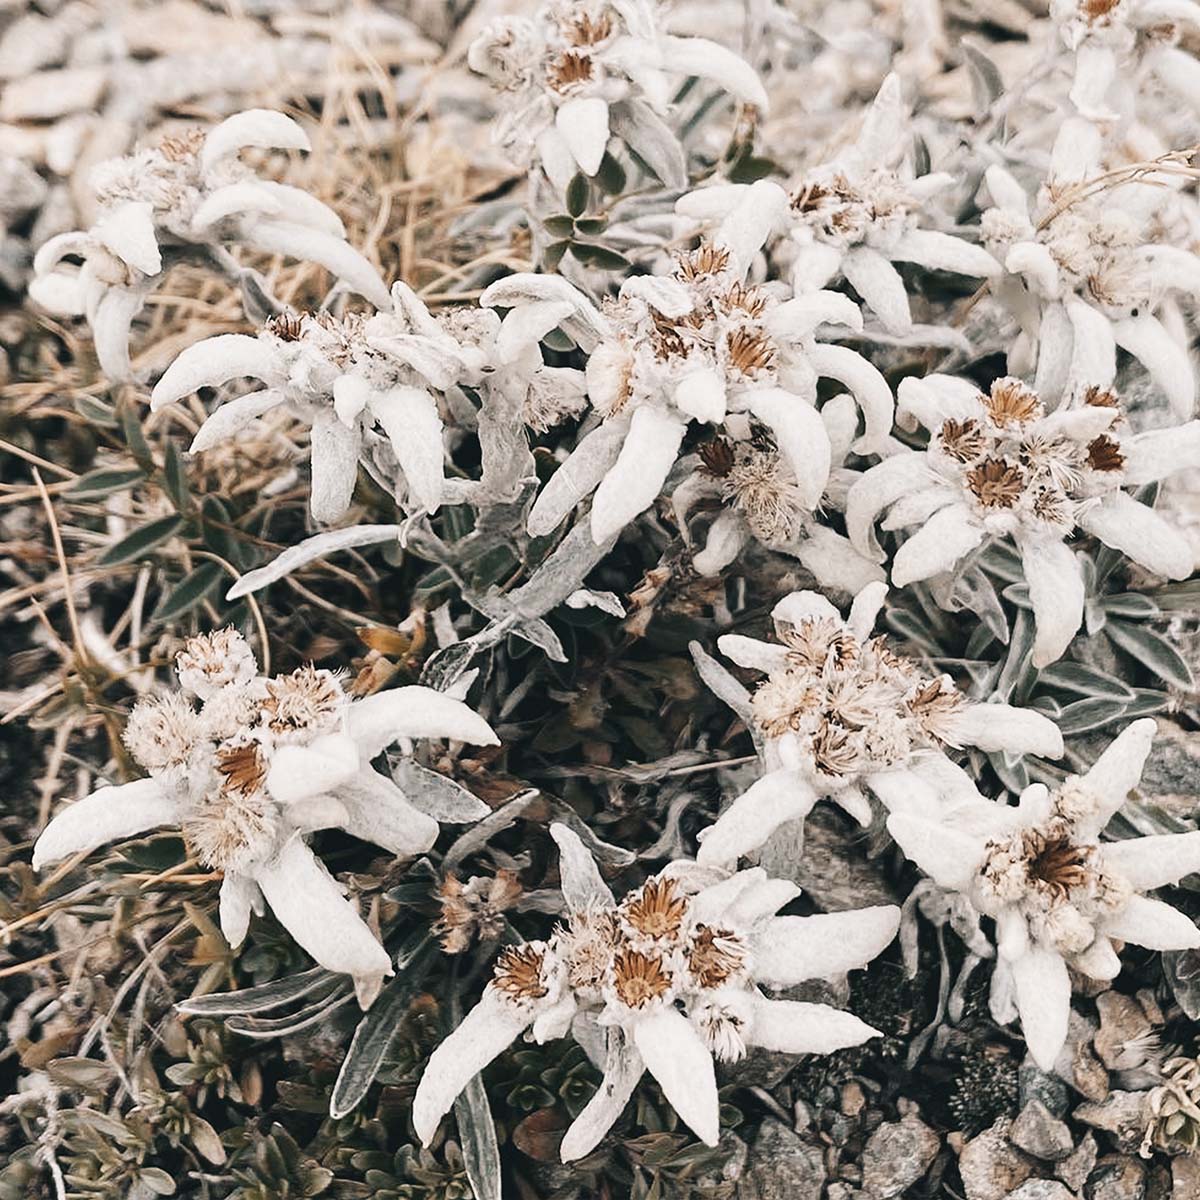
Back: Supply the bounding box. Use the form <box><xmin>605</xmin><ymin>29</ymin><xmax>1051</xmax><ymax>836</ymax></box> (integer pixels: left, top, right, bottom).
<box><xmin>847</xmin><ymin>373</ymin><xmax>1200</xmax><ymax>665</ymax></box>
<box><xmin>411</xmin><ymin>823</ymin><xmax>898</xmax><ymax>1158</ymax></box>
<box><xmin>32</xmin><ymin>628</ymin><xmax>499</xmax><ymax>1006</ymax></box>
<box><xmin>981</xmin><ymin>120</ymin><xmax>1200</xmax><ymax>413</ymax></box>
<box><xmin>1050</xmin><ymin>0</ymin><xmax>1200</xmax><ymax>122</ymax></box>
<box><xmin>467</xmin><ymin>0</ymin><xmax>767</xmax><ymax>191</ymax></box>
<box><xmin>697</xmin><ymin>582</ymin><xmax>1062</xmax><ymax>864</ymax></box>
<box><xmin>30</xmin><ymin>110</ymin><xmax>390</xmax><ymax>382</ymax></box>
<box><xmin>149</xmin><ymin>284</ymin><xmax>497</xmax><ymax>523</ymax></box>
<box><xmin>676</xmin><ymin>74</ymin><xmax>1000</xmax><ymax>337</ymax></box>
<box><xmin>484</xmin><ymin>228</ymin><xmax>894</xmax><ymax>543</ymax></box>
<box><xmin>671</xmin><ymin>395</ymin><xmax>885</xmax><ymax>593</ymax></box>
<box><xmin>888</xmin><ymin>719</ymin><xmax>1200</xmax><ymax>1069</ymax></box>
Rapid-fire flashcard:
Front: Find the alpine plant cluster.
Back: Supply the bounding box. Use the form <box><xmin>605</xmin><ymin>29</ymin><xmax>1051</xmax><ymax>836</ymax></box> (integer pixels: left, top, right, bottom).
<box><xmin>18</xmin><ymin>0</ymin><xmax>1200</xmax><ymax>1176</ymax></box>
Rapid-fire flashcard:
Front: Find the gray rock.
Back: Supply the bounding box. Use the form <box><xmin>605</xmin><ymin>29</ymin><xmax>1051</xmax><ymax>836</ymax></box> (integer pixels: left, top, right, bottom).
<box><xmin>959</xmin><ymin>1119</ymin><xmax>1036</xmax><ymax>1200</ymax></box>
<box><xmin>1135</xmin><ymin>720</ymin><xmax>1200</xmax><ymax>820</ymax></box>
<box><xmin>1003</xmin><ymin>1182</ymin><xmax>1077</xmax><ymax>1200</ymax></box>
<box><xmin>762</xmin><ymin>806</ymin><xmax>900</xmax><ymax>908</ymax></box>
<box><xmin>1052</xmin><ymin>1014</ymin><xmax>1108</xmax><ymax>1102</ymax></box>
<box><xmin>1072</xmin><ymin>1092</ymin><xmax>1150</xmax><ymax>1155</ymax></box>
<box><xmin>861</xmin><ymin>1113</ymin><xmax>940</xmax><ymax>1198</ymax></box>
<box><xmin>1087</xmin><ymin>1155</ymin><xmax>1146</xmax><ymax>1200</ymax></box>
<box><xmin>1172</xmin><ymin>1153</ymin><xmax>1200</xmax><ymax>1200</ymax></box>
<box><xmin>737</xmin><ymin>1119</ymin><xmax>826</xmax><ymax>1200</ymax></box>
<box><xmin>1094</xmin><ymin>994</ymin><xmax>1157</xmax><ymax>1072</ymax></box>
<box><xmin>1010</xmin><ymin>1100</ymin><xmax>1074</xmax><ymax>1162</ymax></box>
<box><xmin>1054</xmin><ymin>1133</ymin><xmax>1097</xmax><ymax>1193</ymax></box>
<box><xmin>1020</xmin><ymin>1063</ymin><xmax>1071</xmax><ymax>1119</ymax></box>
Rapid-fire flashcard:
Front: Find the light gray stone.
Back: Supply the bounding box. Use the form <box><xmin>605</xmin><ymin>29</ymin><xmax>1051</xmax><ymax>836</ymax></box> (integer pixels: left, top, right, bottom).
<box><xmin>959</xmin><ymin>1119</ymin><xmax>1036</xmax><ymax>1200</ymax></box>
<box><xmin>1087</xmin><ymin>1155</ymin><xmax>1147</xmax><ymax>1200</ymax></box>
<box><xmin>861</xmin><ymin>1113</ymin><xmax>940</xmax><ymax>1198</ymax></box>
<box><xmin>737</xmin><ymin>1119</ymin><xmax>826</xmax><ymax>1200</ymax></box>
<box><xmin>1004</xmin><ymin>1182</ymin><xmax>1077</xmax><ymax>1200</ymax></box>
<box><xmin>1054</xmin><ymin>1133</ymin><xmax>1097</xmax><ymax>1193</ymax></box>
<box><xmin>1010</xmin><ymin>1100</ymin><xmax>1074</xmax><ymax>1162</ymax></box>
<box><xmin>1072</xmin><ymin>1092</ymin><xmax>1150</xmax><ymax>1155</ymax></box>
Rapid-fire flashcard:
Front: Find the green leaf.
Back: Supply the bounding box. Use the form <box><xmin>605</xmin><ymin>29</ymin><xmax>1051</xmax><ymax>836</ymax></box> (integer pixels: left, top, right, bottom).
<box><xmin>98</xmin><ymin>514</ymin><xmax>186</xmax><ymax>567</ymax></box>
<box><xmin>119</xmin><ymin>399</ymin><xmax>154</xmax><ymax>471</ymax></box>
<box><xmin>201</xmin><ymin>496</ymin><xmax>246</xmax><ymax>570</ymax></box>
<box><xmin>176</xmin><ymin>967</ymin><xmax>335</xmax><ymax>1016</ymax></box>
<box><xmin>727</xmin><ymin>154</ymin><xmax>778</xmax><ymax>184</ymax></box>
<box><xmin>66</xmin><ymin>466</ymin><xmax>145</xmax><ymax>498</ymax></box>
<box><xmin>543</xmin><ymin>240</ymin><xmax>570</xmax><ymax>271</ymax></box>
<box><xmin>595</xmin><ymin>152</ymin><xmax>627</xmax><ymax>195</ymax></box>
<box><xmin>543</xmin><ymin>215</ymin><xmax>576</xmax><ymax>237</ymax></box>
<box><xmin>1102</xmin><ymin>592</ymin><xmax>1160</xmax><ymax>619</ymax></box>
<box><xmin>565</xmin><ymin>173</ymin><xmax>589</xmax><ymax>218</ymax></box>
<box><xmin>1054</xmin><ymin>696</ymin><xmax>1131</xmax><ymax>736</ymax></box>
<box><xmin>573</xmin><ymin>217</ymin><xmax>609</xmax><ymax>236</ymax></box>
<box><xmin>1105</xmin><ymin>620</ymin><xmax>1194</xmax><ymax>690</ymax></box>
<box><xmin>73</xmin><ymin>393</ymin><xmax>118</xmax><ymax>427</ymax></box>
<box><xmin>569</xmin><ymin>243</ymin><xmax>630</xmax><ymax>271</ymax></box>
<box><xmin>153</xmin><ymin>561</ymin><xmax>225</xmax><ymax>622</ymax></box>
<box><xmin>328</xmin><ymin>937</ymin><xmax>434</xmax><ymax>1118</ymax></box>
<box><xmin>1037</xmin><ymin>660</ymin><xmax>1135</xmax><ymax>700</ymax></box>
<box><xmin>455</xmin><ymin>1073</ymin><xmax>502</xmax><ymax>1200</ymax></box>
<box><xmin>163</xmin><ymin>439</ymin><xmax>191</xmax><ymax>514</ymax></box>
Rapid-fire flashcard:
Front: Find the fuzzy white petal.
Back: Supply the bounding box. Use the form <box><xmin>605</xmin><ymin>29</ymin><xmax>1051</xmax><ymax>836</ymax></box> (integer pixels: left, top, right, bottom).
<box><xmin>32</xmin><ymin>778</ymin><xmax>179</xmax><ymax>869</ymax></box>
<box><xmin>1078</xmin><ymin>491</ymin><xmax>1194</xmax><ymax>580</ymax></box>
<box><xmin>754</xmin><ymin>906</ymin><xmax>900</xmax><ymax>985</ymax></box>
<box><xmin>1065</xmin><ymin>297</ymin><xmax>1116</xmax><ymax>390</ymax></box>
<box><xmin>309</xmin><ymin>410</ymin><xmax>361</xmax><ymax>524</ymax></box>
<box><xmin>1034</xmin><ymin>302</ymin><xmax>1073</xmax><ymax>400</ymax></box>
<box><xmin>886</xmin><ymin>812</ymin><xmax>986</xmax><ymax>891</ymax></box>
<box><xmin>1077</xmin><ymin>718</ymin><xmax>1157</xmax><ymax>836</ymax></box>
<box><xmin>368</xmin><ymin>385</ymin><xmax>445</xmax><ymax>513</ymax></box>
<box><xmin>190</xmin><ymin>389</ymin><xmax>286</xmax><ymax>452</ymax></box>
<box><xmin>696</xmin><ymin>771</ymin><xmax>817</xmax><ymax>866</ymax></box>
<box><xmin>201</xmin><ymin>108</ymin><xmax>310</xmax><ymax>171</ymax></box>
<box><xmin>590</xmin><ymin>406</ymin><xmax>687</xmax><ymax>542</ymax></box>
<box><xmin>889</xmin><ymin>229</ymin><xmax>1000</xmax><ymax>277</ymax></box>
<box><xmin>551</xmin><ymin>822</ymin><xmax>614</xmax><ymax>910</ymax></box>
<box><xmin>243</xmin><ymin>220</ymin><xmax>391</xmax><ymax>309</ymax></box>
<box><xmin>983</xmin><ymin>165</ymin><xmax>1030</xmax><ymax>219</ymax></box>
<box><xmin>1123</xmin><ymin>422</ymin><xmax>1200</xmax><ymax>484</ymax></box>
<box><xmin>659</xmin><ymin>35</ymin><xmax>767</xmax><ymax>109</ymax></box>
<box><xmin>253</xmin><ymin>181</ymin><xmax>346</xmax><ymax>237</ymax></box>
<box><xmin>95</xmin><ymin>201</ymin><xmax>161</xmax><ymax>276</ymax></box>
<box><xmin>267</xmin><ymin>734</ymin><xmax>360</xmax><ymax>805</ymax></box>
<box><xmin>528</xmin><ymin>417</ymin><xmax>628</xmax><ymax>537</ymax></box>
<box><xmin>1101</xmin><ymin>831</ymin><xmax>1200</xmax><ymax>891</ymax></box>
<box><xmin>1113</xmin><ymin>314</ymin><xmax>1196</xmax><ymax>418</ymax></box>
<box><xmin>1006</xmin><ymin>241</ymin><xmax>1061</xmax><ymax>298</ymax></box>
<box><xmin>1102</xmin><ymin>895</ymin><xmax>1200</xmax><ymax>950</ymax></box>
<box><xmin>749</xmin><ymin>388</ymin><xmax>831</xmax><ymax>509</ymax></box>
<box><xmin>190</xmin><ymin>182</ymin><xmax>283</xmax><ymax>231</ymax></box>
<box><xmin>747</xmin><ymin>996</ymin><xmax>881</xmax><ymax>1054</ymax></box>
<box><xmin>632</xmin><ymin>1007</ymin><xmax>720</xmax><ymax>1147</ymax></box>
<box><xmin>771</xmin><ymin>589</ymin><xmax>842</xmax><ymax>626</ymax></box>
<box><xmin>794</xmin><ymin>527</ymin><xmax>887</xmax><ymax>595</ymax></box>
<box><xmin>715</xmin><ymin>179</ymin><xmax>789</xmax><ymax>277</ymax></box>
<box><xmin>413</xmin><ymin>989</ymin><xmax>531</xmax><ymax>1144</ymax></box>
<box><xmin>556</xmin><ymin>96</ymin><xmax>609</xmax><ymax>176</ymax></box>
<box><xmin>842</xmin><ymin>246</ymin><xmax>912</xmax><ymax>335</ymax></box>
<box><xmin>942</xmin><ymin>702</ymin><xmax>1063</xmax><ymax>758</ymax></box>
<box><xmin>766</xmin><ymin>290</ymin><xmax>863</xmax><ymax>339</ymax></box>
<box><xmin>806</xmin><ymin>343</ymin><xmax>894</xmax><ymax>454</ymax></box>
<box><xmin>348</xmin><ymin>688</ymin><xmax>498</xmax><ymax>757</ymax></box>
<box><xmin>219</xmin><ymin>874</ymin><xmax>259</xmax><ymax>948</ymax></box>
<box><xmin>846</xmin><ymin>452</ymin><xmax>933</xmax><ymax>561</ymax></box>
<box><xmin>693</xmin><ymin>510</ymin><xmax>749</xmax><ymax>575</ymax></box>
<box><xmin>896</xmin><ymin>374</ymin><xmax>980</xmax><ymax>432</ymax></box>
<box><xmin>891</xmin><ymin>504</ymin><xmax>984</xmax><ymax>587</ymax></box>
<box><xmin>152</xmin><ymin>334</ymin><xmax>284</xmax><ymax>410</ymax></box>
<box><xmin>256</xmin><ymin>837</ymin><xmax>392</xmax><ymax>985</ymax></box>
<box><xmin>866</xmin><ymin>769</ymin><xmax>941</xmax><ymax>818</ymax></box>
<box><xmin>1020</xmin><ymin>536</ymin><xmax>1086</xmax><ymax>669</ymax></box>
<box><xmin>847</xmin><ymin>580</ymin><xmax>888</xmax><ymax>640</ymax></box>
<box><xmin>560</xmin><ymin>1028</ymin><xmax>644</xmax><ymax>1161</ymax></box>
<box><xmin>1011</xmin><ymin>946</ymin><xmax>1071</xmax><ymax>1071</ymax></box>
<box><xmin>673</xmin><ymin>367</ymin><xmax>726</xmax><ymax>424</ymax></box>
<box><xmin>92</xmin><ymin>286</ymin><xmax>146</xmax><ymax>383</ymax></box>
<box><xmin>715</xmin><ymin>634</ymin><xmax>790</xmax><ymax>673</ymax></box>
<box><xmin>332</xmin><ymin>768</ymin><xmax>441</xmax><ymax>857</ymax></box>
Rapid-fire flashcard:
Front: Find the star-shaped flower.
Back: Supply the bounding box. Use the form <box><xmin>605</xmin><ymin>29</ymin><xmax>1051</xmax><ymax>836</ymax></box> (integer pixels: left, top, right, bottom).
<box><xmin>411</xmin><ymin>823</ymin><xmax>898</xmax><ymax>1159</ymax></box>
<box><xmin>695</xmin><ymin>582</ymin><xmax>1063</xmax><ymax>864</ymax></box>
<box><xmin>149</xmin><ymin>284</ymin><xmax>498</xmax><ymax>523</ymax></box>
<box><xmin>32</xmin><ymin>628</ymin><xmax>498</xmax><ymax>1006</ymax></box>
<box><xmin>847</xmin><ymin>374</ymin><xmax>1200</xmax><ymax>665</ymax></box>
<box><xmin>981</xmin><ymin>120</ymin><xmax>1200</xmax><ymax>414</ymax></box>
<box><xmin>485</xmin><ymin>229</ymin><xmax>894</xmax><ymax>544</ymax></box>
<box><xmin>676</xmin><ymin>74</ymin><xmax>1001</xmax><ymax>338</ymax></box>
<box><xmin>888</xmin><ymin>719</ymin><xmax>1200</xmax><ymax>1069</ymax></box>
<box><xmin>30</xmin><ymin>110</ymin><xmax>390</xmax><ymax>382</ymax></box>
<box><xmin>468</xmin><ymin>0</ymin><xmax>767</xmax><ymax>192</ymax></box>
